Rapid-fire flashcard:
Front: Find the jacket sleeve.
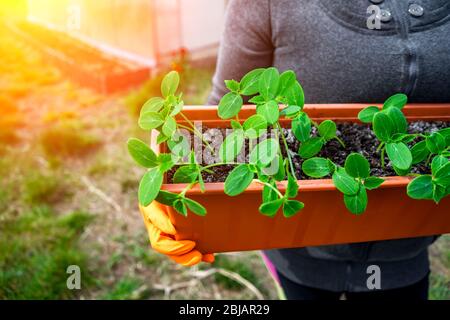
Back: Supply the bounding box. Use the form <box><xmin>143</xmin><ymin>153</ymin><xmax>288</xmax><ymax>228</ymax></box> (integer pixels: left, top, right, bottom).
<box><xmin>207</xmin><ymin>0</ymin><xmax>274</xmax><ymax>105</ymax></box>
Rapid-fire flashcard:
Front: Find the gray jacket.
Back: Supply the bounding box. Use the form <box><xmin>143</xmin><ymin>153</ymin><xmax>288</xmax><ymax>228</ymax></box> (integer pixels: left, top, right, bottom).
<box><xmin>207</xmin><ymin>0</ymin><xmax>450</xmax><ymax>292</ymax></box>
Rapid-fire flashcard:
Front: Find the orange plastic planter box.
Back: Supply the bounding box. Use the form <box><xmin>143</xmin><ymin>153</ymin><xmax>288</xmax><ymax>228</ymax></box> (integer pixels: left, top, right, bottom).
<box><xmin>151</xmin><ymin>104</ymin><xmax>450</xmax><ymax>253</ymax></box>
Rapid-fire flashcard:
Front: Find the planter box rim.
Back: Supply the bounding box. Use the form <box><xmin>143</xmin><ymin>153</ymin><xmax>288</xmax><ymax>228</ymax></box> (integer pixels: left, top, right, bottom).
<box><xmin>162</xmin><ymin>176</ymin><xmax>414</xmax><ymax>195</ymax></box>
<box><xmin>181</xmin><ymin>103</ymin><xmax>450</xmax><ymax>109</ymax></box>
<box><xmin>178</xmin><ymin>103</ymin><xmax>450</xmax><ymax>116</ymax></box>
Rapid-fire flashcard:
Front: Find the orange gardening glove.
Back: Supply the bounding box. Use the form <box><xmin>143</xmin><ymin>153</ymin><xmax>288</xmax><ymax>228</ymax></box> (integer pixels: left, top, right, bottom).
<box><xmin>139</xmin><ymin>201</ymin><xmax>215</xmax><ymax>266</ymax></box>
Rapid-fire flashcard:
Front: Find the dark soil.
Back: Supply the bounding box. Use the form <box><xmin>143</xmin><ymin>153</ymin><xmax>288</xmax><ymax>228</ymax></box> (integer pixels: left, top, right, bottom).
<box><xmin>166</xmin><ymin>121</ymin><xmax>449</xmax><ymax>183</ymax></box>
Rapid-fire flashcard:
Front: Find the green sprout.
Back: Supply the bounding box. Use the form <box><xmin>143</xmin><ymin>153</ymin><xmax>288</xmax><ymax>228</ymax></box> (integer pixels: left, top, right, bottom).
<box><xmin>302</xmin><ymin>153</ymin><xmax>384</xmax><ymax>214</ymax></box>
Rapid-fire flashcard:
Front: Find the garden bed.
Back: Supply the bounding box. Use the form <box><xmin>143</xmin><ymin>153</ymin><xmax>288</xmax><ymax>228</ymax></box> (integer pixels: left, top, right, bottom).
<box><xmin>7</xmin><ymin>22</ymin><xmax>150</xmax><ymax>93</ymax></box>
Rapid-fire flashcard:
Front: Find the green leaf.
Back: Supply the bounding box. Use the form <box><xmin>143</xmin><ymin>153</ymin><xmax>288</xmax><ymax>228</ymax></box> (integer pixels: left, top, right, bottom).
<box><xmin>332</xmin><ymin>167</ymin><xmax>360</xmax><ymax>196</ymax></box>
<box><xmin>286</xmin><ymin>173</ymin><xmax>298</xmax><ymax>198</ymax></box>
<box><xmin>156</xmin><ymin>132</ymin><xmax>169</xmax><ymax>144</ymax></box>
<box><xmin>230</xmin><ymin>119</ymin><xmax>243</xmax><ymax>130</ymax></box>
<box><xmin>411</xmin><ymin>140</ymin><xmax>430</xmax><ymax>164</ymax></box>
<box><xmin>165</xmin><ymin>94</ymin><xmax>179</xmax><ymax>108</ymax></box>
<box><xmin>393</xmin><ymin>164</ymin><xmax>412</xmax><ymax>176</ymax></box>
<box><xmin>273</xmin><ymin>156</ymin><xmax>286</xmax><ymax>181</ymax></box>
<box><xmin>157</xmin><ymin>153</ymin><xmax>175</xmax><ymax>172</ymax></box>
<box><xmin>364</xmin><ymin>176</ymin><xmax>384</xmax><ymax>190</ymax></box>
<box><xmin>258</xmin><ymin>67</ymin><xmax>280</xmax><ymax>100</ymax></box>
<box><xmin>256</xmin><ymin>100</ymin><xmax>279</xmax><ymax>125</ymax></box>
<box><xmin>170</xmin><ymin>100</ymin><xmax>184</xmax><ymax>116</ymax></box>
<box><xmin>278</xmin><ymin>70</ymin><xmax>296</xmax><ymax>96</ymax></box>
<box><xmin>434</xmin><ymin>162</ymin><xmax>450</xmax><ymax>186</ymax></box>
<box><xmin>139</xmin><ymin>111</ymin><xmax>165</xmax><ymax>130</ymax></box>
<box><xmin>345</xmin><ymin>153</ymin><xmax>370</xmax><ymax>179</ymax></box>
<box><xmin>259</xmin><ymin>198</ymin><xmax>284</xmax><ymax>217</ymax></box>
<box><xmin>243</xmin><ymin>114</ymin><xmax>267</xmax><ymax>139</ymax></box>
<box><xmin>318</xmin><ymin>120</ymin><xmax>337</xmax><ymax>140</ymax></box>
<box><xmin>302</xmin><ymin>157</ymin><xmax>331</xmax><ymax>178</ymax></box>
<box><xmin>386</xmin><ymin>142</ymin><xmax>412</xmax><ymax>170</ymax></box>
<box><xmin>248</xmin><ymin>163</ymin><xmax>258</xmax><ymax>173</ymax></box>
<box><xmin>127</xmin><ymin>138</ymin><xmax>157</xmax><ymax>168</ymax></box>
<box><xmin>437</xmin><ymin>127</ymin><xmax>450</xmax><ymax>146</ymax></box>
<box><xmin>218</xmin><ymin>92</ymin><xmax>243</xmax><ymax>119</ymax></box>
<box><xmin>249</xmin><ymin>138</ymin><xmax>279</xmax><ymax>166</ymax></box>
<box><xmin>262</xmin><ymin>154</ymin><xmax>285</xmax><ymax>179</ymax></box>
<box><xmin>386</xmin><ymin>142</ymin><xmax>412</xmax><ymax>166</ymax></box>
<box><xmin>392</xmin><ymin>133</ymin><xmax>416</xmax><ymax>144</ymax></box>
<box><xmin>383</xmin><ymin>93</ymin><xmax>408</xmax><ymax>110</ymax></box>
<box><xmin>298</xmin><ymin>137</ymin><xmax>324</xmax><ymax>159</ymax></box>
<box><xmin>385</xmin><ymin>107</ymin><xmax>408</xmax><ymax>134</ymax></box>
<box><xmin>284</xmin><ymin>81</ymin><xmax>305</xmax><ymax>108</ymax></box>
<box><xmin>162</xmin><ymin>116</ymin><xmax>177</xmax><ymax>137</ymax></box>
<box><xmin>358</xmin><ymin>106</ymin><xmax>379</xmax><ymax>123</ymax></box>
<box><xmin>219</xmin><ymin>129</ymin><xmax>244</xmax><ymax>163</ymax></box>
<box><xmin>280</xmin><ymin>105</ymin><xmax>301</xmax><ymax>117</ymax></box>
<box><xmin>173</xmin><ymin>199</ymin><xmax>187</xmax><ymax>216</ymax></box>
<box><xmin>173</xmin><ymin>165</ymin><xmax>198</xmax><ymax>183</ymax></box>
<box><xmin>184</xmin><ymin>197</ymin><xmax>207</xmax><ymax>216</ymax></box>
<box><xmin>262</xmin><ymin>181</ymin><xmax>279</xmax><ymax>203</ymax></box>
<box><xmin>292</xmin><ymin>112</ymin><xmax>311</xmax><ymax>143</ymax></box>
<box><xmin>407</xmin><ymin>175</ymin><xmax>433</xmax><ymax>200</ymax></box>
<box><xmin>327</xmin><ymin>159</ymin><xmax>337</xmax><ymax>173</ymax></box>
<box><xmin>161</xmin><ymin>71</ymin><xmax>180</xmax><ymax>98</ymax></box>
<box><xmin>188</xmin><ymin>149</ymin><xmax>197</xmax><ymax>165</ymax></box>
<box><xmin>248</xmin><ymin>95</ymin><xmax>265</xmax><ymax>105</ymax></box>
<box><xmin>155</xmin><ymin>190</ymin><xmax>179</xmax><ymax>206</ymax></box>
<box><xmin>225</xmin><ymin>79</ymin><xmax>240</xmax><ymax>93</ymax></box>
<box><xmin>426</xmin><ymin>132</ymin><xmax>446</xmax><ymax>154</ymax></box>
<box><xmin>283</xmin><ymin>200</ymin><xmax>304</xmax><ymax>217</ymax></box>
<box><xmin>198</xmin><ymin>169</ymin><xmax>205</xmax><ymax>193</ymax></box>
<box><xmin>431</xmin><ymin>155</ymin><xmax>448</xmax><ymax>176</ymax></box>
<box><xmin>141</xmin><ymin>97</ymin><xmax>164</xmax><ymax>114</ymax></box>
<box><xmin>240</xmin><ymin>68</ymin><xmax>265</xmax><ymax>96</ymax></box>
<box><xmin>138</xmin><ymin>167</ymin><xmax>164</xmax><ymax>206</ymax></box>
<box><xmin>224</xmin><ymin>164</ymin><xmax>254</xmax><ymax>196</ymax></box>
<box><xmin>432</xmin><ymin>184</ymin><xmax>447</xmax><ymax>204</ymax></box>
<box><xmin>344</xmin><ymin>186</ymin><xmax>368</xmax><ymax>215</ymax></box>
<box><xmin>373</xmin><ymin>112</ymin><xmax>394</xmax><ymax>142</ymax></box>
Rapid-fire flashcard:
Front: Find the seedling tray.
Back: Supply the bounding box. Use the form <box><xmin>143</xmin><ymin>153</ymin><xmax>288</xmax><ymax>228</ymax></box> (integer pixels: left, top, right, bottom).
<box><xmin>151</xmin><ymin>104</ymin><xmax>450</xmax><ymax>253</ymax></box>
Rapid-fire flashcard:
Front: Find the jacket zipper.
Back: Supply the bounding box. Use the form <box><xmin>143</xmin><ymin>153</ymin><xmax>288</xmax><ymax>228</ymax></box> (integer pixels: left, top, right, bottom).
<box><xmin>391</xmin><ymin>0</ymin><xmax>419</xmax><ymax>96</ymax></box>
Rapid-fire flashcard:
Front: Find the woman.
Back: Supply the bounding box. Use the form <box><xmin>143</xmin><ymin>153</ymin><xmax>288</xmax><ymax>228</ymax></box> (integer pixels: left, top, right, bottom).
<box><xmin>140</xmin><ymin>0</ymin><xmax>450</xmax><ymax>300</ymax></box>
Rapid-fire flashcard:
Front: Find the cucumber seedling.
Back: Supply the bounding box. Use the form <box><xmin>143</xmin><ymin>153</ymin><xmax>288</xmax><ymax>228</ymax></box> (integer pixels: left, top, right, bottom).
<box><xmin>128</xmin><ymin>71</ymin><xmax>209</xmax><ymax>217</ymax></box>
<box><xmin>302</xmin><ymin>153</ymin><xmax>384</xmax><ymax>214</ymax></box>
<box><xmin>358</xmin><ymin>94</ymin><xmax>416</xmax><ymax>175</ymax></box>
<box><xmin>218</xmin><ymin>67</ymin><xmax>306</xmax><ymax>218</ymax></box>
<box><xmin>407</xmin><ymin>128</ymin><xmax>450</xmax><ymax>204</ymax></box>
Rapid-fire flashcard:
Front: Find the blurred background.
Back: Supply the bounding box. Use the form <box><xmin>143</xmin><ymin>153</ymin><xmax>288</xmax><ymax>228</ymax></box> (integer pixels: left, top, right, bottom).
<box><xmin>0</xmin><ymin>0</ymin><xmax>448</xmax><ymax>300</ymax></box>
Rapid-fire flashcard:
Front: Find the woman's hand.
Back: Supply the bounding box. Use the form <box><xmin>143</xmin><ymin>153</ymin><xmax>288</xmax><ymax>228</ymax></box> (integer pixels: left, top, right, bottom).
<box><xmin>139</xmin><ymin>201</ymin><xmax>214</xmax><ymax>266</ymax></box>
